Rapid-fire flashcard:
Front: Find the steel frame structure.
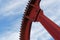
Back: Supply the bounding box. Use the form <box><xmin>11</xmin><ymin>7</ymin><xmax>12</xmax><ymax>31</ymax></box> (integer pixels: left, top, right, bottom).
<box><xmin>20</xmin><ymin>0</ymin><xmax>60</xmax><ymax>40</ymax></box>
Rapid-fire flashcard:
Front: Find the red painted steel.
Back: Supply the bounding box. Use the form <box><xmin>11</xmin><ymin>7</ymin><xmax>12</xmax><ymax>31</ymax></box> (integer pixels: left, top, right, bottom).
<box><xmin>20</xmin><ymin>0</ymin><xmax>60</xmax><ymax>40</ymax></box>
<box><xmin>37</xmin><ymin>10</ymin><xmax>60</xmax><ymax>40</ymax></box>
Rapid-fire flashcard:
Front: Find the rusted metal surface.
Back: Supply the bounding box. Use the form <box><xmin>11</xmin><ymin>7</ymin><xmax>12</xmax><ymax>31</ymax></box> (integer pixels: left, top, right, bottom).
<box><xmin>20</xmin><ymin>0</ymin><xmax>60</xmax><ymax>40</ymax></box>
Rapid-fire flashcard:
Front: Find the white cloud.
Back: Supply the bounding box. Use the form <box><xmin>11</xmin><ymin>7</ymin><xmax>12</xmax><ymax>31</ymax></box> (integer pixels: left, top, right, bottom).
<box><xmin>0</xmin><ymin>18</ymin><xmax>21</xmax><ymax>40</ymax></box>
<box><xmin>0</xmin><ymin>32</ymin><xmax>19</xmax><ymax>40</ymax></box>
<box><xmin>41</xmin><ymin>0</ymin><xmax>56</xmax><ymax>6</ymax></box>
<box><xmin>30</xmin><ymin>22</ymin><xmax>54</xmax><ymax>40</ymax></box>
<box><xmin>1</xmin><ymin>0</ymin><xmax>28</xmax><ymax>12</ymax></box>
<box><xmin>0</xmin><ymin>0</ymin><xmax>28</xmax><ymax>17</ymax></box>
<box><xmin>10</xmin><ymin>19</ymin><xmax>21</xmax><ymax>32</ymax></box>
<box><xmin>40</xmin><ymin>0</ymin><xmax>60</xmax><ymax>26</ymax></box>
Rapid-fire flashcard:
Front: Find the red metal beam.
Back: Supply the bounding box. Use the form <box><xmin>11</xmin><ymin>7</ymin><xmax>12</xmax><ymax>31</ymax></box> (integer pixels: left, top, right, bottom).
<box><xmin>20</xmin><ymin>0</ymin><xmax>60</xmax><ymax>40</ymax></box>
<box><xmin>37</xmin><ymin>10</ymin><xmax>60</xmax><ymax>40</ymax></box>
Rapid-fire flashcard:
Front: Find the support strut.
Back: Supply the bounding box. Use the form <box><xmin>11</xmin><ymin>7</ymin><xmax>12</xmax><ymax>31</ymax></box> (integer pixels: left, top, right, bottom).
<box><xmin>37</xmin><ymin>10</ymin><xmax>60</xmax><ymax>40</ymax></box>
<box><xmin>20</xmin><ymin>0</ymin><xmax>60</xmax><ymax>40</ymax></box>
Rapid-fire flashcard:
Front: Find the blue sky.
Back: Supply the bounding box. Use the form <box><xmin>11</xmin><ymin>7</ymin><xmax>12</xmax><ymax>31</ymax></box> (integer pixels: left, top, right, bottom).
<box><xmin>0</xmin><ymin>0</ymin><xmax>60</xmax><ymax>40</ymax></box>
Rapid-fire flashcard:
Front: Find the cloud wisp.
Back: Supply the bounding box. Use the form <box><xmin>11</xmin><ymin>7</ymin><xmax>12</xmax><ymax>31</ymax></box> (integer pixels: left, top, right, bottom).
<box><xmin>30</xmin><ymin>22</ymin><xmax>54</xmax><ymax>40</ymax></box>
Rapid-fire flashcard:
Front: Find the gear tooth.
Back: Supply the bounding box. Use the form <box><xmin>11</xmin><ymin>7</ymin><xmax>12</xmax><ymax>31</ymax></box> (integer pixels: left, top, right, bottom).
<box><xmin>20</xmin><ymin>0</ymin><xmax>33</xmax><ymax>40</ymax></box>
<box><xmin>26</xmin><ymin>7</ymin><xmax>28</xmax><ymax>10</ymax></box>
<box><xmin>25</xmin><ymin>9</ymin><xmax>27</xmax><ymax>12</ymax></box>
<box><xmin>24</xmin><ymin>12</ymin><xmax>26</xmax><ymax>13</ymax></box>
<box><xmin>28</xmin><ymin>2</ymin><xmax>30</xmax><ymax>5</ymax></box>
<box><xmin>20</xmin><ymin>30</ymin><xmax>21</xmax><ymax>32</ymax></box>
<box><xmin>29</xmin><ymin>0</ymin><xmax>30</xmax><ymax>2</ymax></box>
<box><xmin>29</xmin><ymin>0</ymin><xmax>31</xmax><ymax>3</ymax></box>
<box><xmin>26</xmin><ymin>4</ymin><xmax>29</xmax><ymax>7</ymax></box>
<box><xmin>26</xmin><ymin>4</ymin><xmax>29</xmax><ymax>6</ymax></box>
